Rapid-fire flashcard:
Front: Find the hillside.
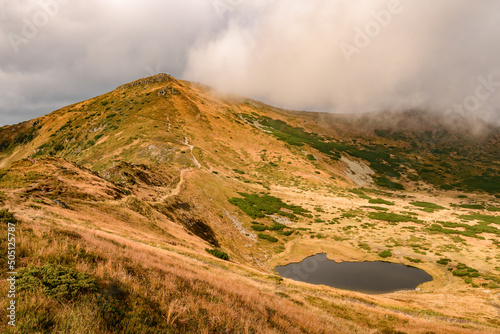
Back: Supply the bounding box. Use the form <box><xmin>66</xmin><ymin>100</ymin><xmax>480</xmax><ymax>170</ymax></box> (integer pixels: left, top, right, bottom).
<box><xmin>0</xmin><ymin>74</ymin><xmax>499</xmax><ymax>333</ymax></box>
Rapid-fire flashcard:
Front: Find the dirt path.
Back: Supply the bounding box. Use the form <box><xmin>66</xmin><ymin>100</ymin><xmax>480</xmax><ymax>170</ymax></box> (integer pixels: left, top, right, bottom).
<box><xmin>158</xmin><ymin>168</ymin><xmax>193</xmax><ymax>201</ymax></box>
<box><xmin>183</xmin><ymin>137</ymin><xmax>202</xmax><ymax>168</ymax></box>
<box><xmin>152</xmin><ymin>138</ymin><xmax>202</xmax><ymax>202</ymax></box>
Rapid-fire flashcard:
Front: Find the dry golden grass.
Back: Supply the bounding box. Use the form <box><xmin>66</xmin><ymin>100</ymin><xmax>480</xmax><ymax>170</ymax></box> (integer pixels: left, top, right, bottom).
<box><xmin>0</xmin><ymin>211</ymin><xmax>365</xmax><ymax>333</ymax></box>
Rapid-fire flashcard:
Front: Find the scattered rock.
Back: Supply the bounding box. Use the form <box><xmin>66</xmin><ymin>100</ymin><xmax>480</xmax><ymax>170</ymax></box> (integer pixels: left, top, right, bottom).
<box><xmin>341</xmin><ymin>155</ymin><xmax>375</xmax><ymax>186</ymax></box>
<box><xmin>53</xmin><ymin>200</ymin><xmax>70</xmax><ymax>209</ymax></box>
<box><xmin>223</xmin><ymin>209</ymin><xmax>256</xmax><ymax>242</ymax></box>
<box><xmin>270</xmin><ymin>214</ymin><xmax>293</xmax><ymax>226</ymax></box>
<box><xmin>157</xmin><ymin>86</ymin><xmax>180</xmax><ymax>97</ymax></box>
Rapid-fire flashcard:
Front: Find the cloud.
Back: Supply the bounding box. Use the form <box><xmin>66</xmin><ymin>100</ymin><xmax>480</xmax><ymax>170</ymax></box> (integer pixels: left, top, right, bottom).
<box><xmin>0</xmin><ymin>0</ymin><xmax>215</xmax><ymax>126</ymax></box>
<box><xmin>184</xmin><ymin>0</ymin><xmax>500</xmax><ymax>125</ymax></box>
<box><xmin>1</xmin><ymin>0</ymin><xmax>499</xmax><ymax>126</ymax></box>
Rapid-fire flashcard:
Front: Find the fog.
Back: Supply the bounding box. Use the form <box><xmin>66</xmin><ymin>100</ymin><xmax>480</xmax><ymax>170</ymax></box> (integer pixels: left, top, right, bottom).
<box><xmin>184</xmin><ymin>0</ymin><xmax>500</xmax><ymax>125</ymax></box>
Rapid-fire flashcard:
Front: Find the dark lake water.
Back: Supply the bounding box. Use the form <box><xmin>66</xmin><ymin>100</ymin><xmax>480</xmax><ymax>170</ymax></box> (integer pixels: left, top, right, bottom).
<box><xmin>275</xmin><ymin>253</ymin><xmax>433</xmax><ymax>294</ymax></box>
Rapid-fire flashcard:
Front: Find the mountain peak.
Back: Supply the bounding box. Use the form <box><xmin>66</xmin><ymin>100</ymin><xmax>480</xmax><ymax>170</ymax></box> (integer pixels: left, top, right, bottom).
<box><xmin>116</xmin><ymin>73</ymin><xmax>178</xmax><ymax>90</ymax></box>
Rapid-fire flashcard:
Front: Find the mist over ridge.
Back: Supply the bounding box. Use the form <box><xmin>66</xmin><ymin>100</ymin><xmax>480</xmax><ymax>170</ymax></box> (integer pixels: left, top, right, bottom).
<box><xmin>184</xmin><ymin>0</ymin><xmax>500</xmax><ymax>126</ymax></box>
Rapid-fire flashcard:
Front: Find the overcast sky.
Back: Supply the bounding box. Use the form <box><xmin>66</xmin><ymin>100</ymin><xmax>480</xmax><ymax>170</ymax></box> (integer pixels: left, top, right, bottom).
<box><xmin>1</xmin><ymin>0</ymin><xmax>499</xmax><ymax>126</ymax></box>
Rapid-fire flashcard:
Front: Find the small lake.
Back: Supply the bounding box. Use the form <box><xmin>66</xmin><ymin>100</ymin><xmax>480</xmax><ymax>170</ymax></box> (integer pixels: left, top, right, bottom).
<box><xmin>275</xmin><ymin>253</ymin><xmax>432</xmax><ymax>294</ymax></box>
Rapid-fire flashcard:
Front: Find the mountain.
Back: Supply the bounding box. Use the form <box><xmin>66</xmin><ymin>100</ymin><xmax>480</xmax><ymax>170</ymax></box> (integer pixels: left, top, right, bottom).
<box><xmin>1</xmin><ymin>74</ymin><xmax>499</xmax><ymax>333</ymax></box>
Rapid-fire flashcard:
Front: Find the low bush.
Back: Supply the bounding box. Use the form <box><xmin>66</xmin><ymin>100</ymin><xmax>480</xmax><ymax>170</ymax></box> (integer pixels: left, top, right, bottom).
<box><xmin>0</xmin><ymin>209</ymin><xmax>17</xmax><ymax>224</ymax></box>
<box><xmin>17</xmin><ymin>264</ymin><xmax>98</xmax><ymax>300</ymax></box>
<box><xmin>378</xmin><ymin>250</ymin><xmax>392</xmax><ymax>258</ymax></box>
<box><xmin>404</xmin><ymin>256</ymin><xmax>422</xmax><ymax>263</ymax></box>
<box><xmin>228</xmin><ymin>193</ymin><xmax>309</xmax><ymax>219</ymax></box>
<box><xmin>369</xmin><ymin>198</ymin><xmax>395</xmax><ymax>206</ymax></box>
<box><xmin>452</xmin><ymin>269</ymin><xmax>469</xmax><ymax>277</ymax></box>
<box><xmin>459</xmin><ymin>204</ymin><xmax>485</xmax><ymax>210</ymax></box>
<box><xmin>258</xmin><ymin>233</ymin><xmax>278</xmax><ymax>243</ymax></box>
<box><xmin>205</xmin><ymin>248</ymin><xmax>229</xmax><ymax>261</ymax></box>
<box><xmin>410</xmin><ymin>201</ymin><xmax>445</xmax><ymax>211</ymax></box>
<box><xmin>375</xmin><ymin>177</ymin><xmax>404</xmax><ymax>191</ymax></box>
<box><xmin>250</xmin><ymin>225</ymin><xmax>267</xmax><ymax>231</ymax></box>
<box><xmin>436</xmin><ymin>258</ymin><xmax>452</xmax><ymax>265</ymax></box>
<box><xmin>268</xmin><ymin>222</ymin><xmax>287</xmax><ymax>231</ymax></box>
<box><xmin>369</xmin><ymin>212</ymin><xmax>421</xmax><ymax>224</ymax></box>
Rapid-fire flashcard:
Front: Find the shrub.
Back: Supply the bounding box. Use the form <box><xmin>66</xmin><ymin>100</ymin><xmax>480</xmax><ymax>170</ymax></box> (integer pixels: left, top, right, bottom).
<box><xmin>405</xmin><ymin>256</ymin><xmax>422</xmax><ymax>263</ymax></box>
<box><xmin>452</xmin><ymin>269</ymin><xmax>469</xmax><ymax>277</ymax></box>
<box><xmin>375</xmin><ymin>177</ymin><xmax>404</xmax><ymax>191</ymax></box>
<box><xmin>268</xmin><ymin>222</ymin><xmax>287</xmax><ymax>231</ymax></box>
<box><xmin>410</xmin><ymin>201</ymin><xmax>445</xmax><ymax>210</ymax></box>
<box><xmin>17</xmin><ymin>264</ymin><xmax>98</xmax><ymax>300</ymax></box>
<box><xmin>0</xmin><ymin>209</ymin><xmax>17</xmax><ymax>224</ymax></box>
<box><xmin>233</xmin><ymin>169</ymin><xmax>245</xmax><ymax>174</ymax></box>
<box><xmin>205</xmin><ymin>248</ymin><xmax>229</xmax><ymax>261</ymax></box>
<box><xmin>228</xmin><ymin>193</ymin><xmax>309</xmax><ymax>219</ymax></box>
<box><xmin>459</xmin><ymin>204</ymin><xmax>485</xmax><ymax>210</ymax></box>
<box><xmin>378</xmin><ymin>250</ymin><xmax>392</xmax><ymax>258</ymax></box>
<box><xmin>369</xmin><ymin>212</ymin><xmax>421</xmax><ymax>224</ymax></box>
<box><xmin>436</xmin><ymin>258</ymin><xmax>452</xmax><ymax>265</ymax></box>
<box><xmin>258</xmin><ymin>233</ymin><xmax>278</xmax><ymax>243</ymax></box>
<box><xmin>369</xmin><ymin>198</ymin><xmax>395</xmax><ymax>206</ymax></box>
<box><xmin>250</xmin><ymin>225</ymin><xmax>267</xmax><ymax>231</ymax></box>
<box><xmin>306</xmin><ymin>154</ymin><xmax>316</xmax><ymax>161</ymax></box>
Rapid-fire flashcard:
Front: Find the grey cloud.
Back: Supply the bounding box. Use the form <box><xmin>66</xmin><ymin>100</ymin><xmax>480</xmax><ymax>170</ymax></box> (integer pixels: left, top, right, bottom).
<box><xmin>0</xmin><ymin>0</ymin><xmax>216</xmax><ymax>126</ymax></box>
<box><xmin>1</xmin><ymin>0</ymin><xmax>499</xmax><ymax>127</ymax></box>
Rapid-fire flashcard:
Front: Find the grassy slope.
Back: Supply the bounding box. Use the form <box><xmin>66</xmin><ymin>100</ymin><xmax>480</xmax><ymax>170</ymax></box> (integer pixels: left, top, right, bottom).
<box><xmin>0</xmin><ymin>74</ymin><xmax>499</xmax><ymax>333</ymax></box>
